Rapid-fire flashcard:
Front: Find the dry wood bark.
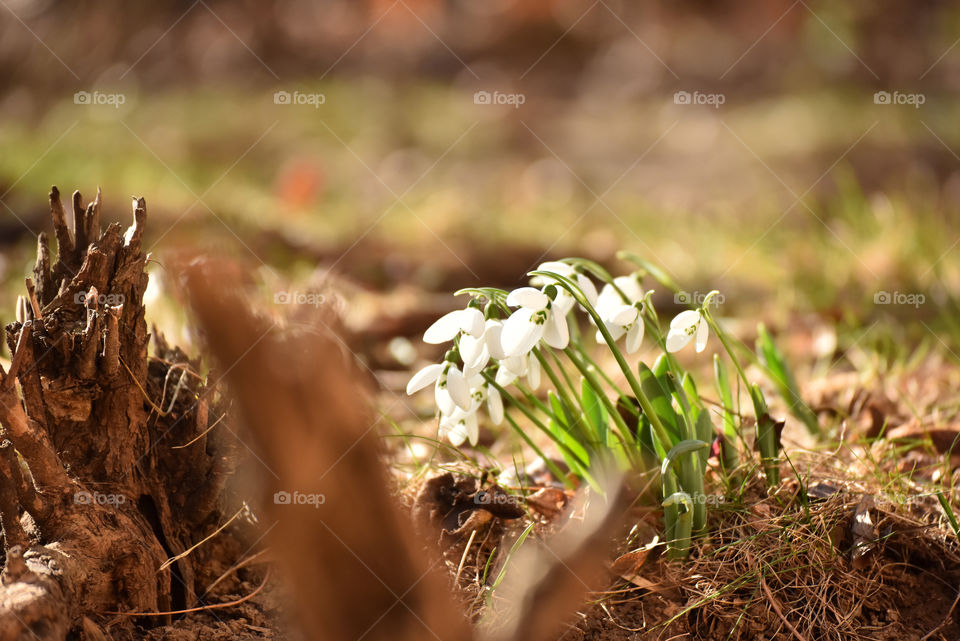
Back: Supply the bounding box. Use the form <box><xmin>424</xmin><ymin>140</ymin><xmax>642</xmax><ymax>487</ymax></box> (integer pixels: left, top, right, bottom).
<box><xmin>0</xmin><ymin>188</ymin><xmax>236</xmax><ymax>639</ymax></box>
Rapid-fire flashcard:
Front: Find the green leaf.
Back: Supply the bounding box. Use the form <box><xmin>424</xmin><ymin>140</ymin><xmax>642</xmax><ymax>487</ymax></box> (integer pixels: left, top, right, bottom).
<box><xmin>638</xmin><ymin>362</ymin><xmax>681</xmax><ymax>443</ymax></box>
<box><xmin>756</xmin><ymin>323</ymin><xmax>820</xmax><ymax>437</ymax></box>
<box><xmin>580</xmin><ymin>376</ymin><xmax>608</xmax><ymax>445</ymax></box>
<box><xmin>661</xmin><ymin>439</ymin><xmax>710</xmax><ymax>477</ymax></box>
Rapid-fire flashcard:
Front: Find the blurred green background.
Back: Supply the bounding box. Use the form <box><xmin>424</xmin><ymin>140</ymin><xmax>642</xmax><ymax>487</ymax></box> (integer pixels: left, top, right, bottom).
<box><xmin>2</xmin><ymin>0</ymin><xmax>960</xmax><ymax>360</ymax></box>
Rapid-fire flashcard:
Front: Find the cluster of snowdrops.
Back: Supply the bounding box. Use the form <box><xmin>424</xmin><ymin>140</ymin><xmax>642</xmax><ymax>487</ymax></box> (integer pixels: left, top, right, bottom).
<box><xmin>404</xmin><ymin>256</ymin><xmax>811</xmax><ymax>559</ymax></box>
<box><xmin>407</xmin><ymin>260</ymin><xmax>709</xmax><ymax>448</ymax></box>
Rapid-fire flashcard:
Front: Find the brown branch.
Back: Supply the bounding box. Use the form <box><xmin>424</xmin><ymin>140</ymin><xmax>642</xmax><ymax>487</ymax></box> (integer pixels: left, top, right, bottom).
<box><xmin>48</xmin><ymin>186</ymin><xmax>73</xmax><ymax>270</ymax></box>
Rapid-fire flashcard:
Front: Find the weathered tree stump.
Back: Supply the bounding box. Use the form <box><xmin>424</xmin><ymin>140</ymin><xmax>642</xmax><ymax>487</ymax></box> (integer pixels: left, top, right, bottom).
<box><xmin>0</xmin><ymin>188</ymin><xmax>235</xmax><ymax>639</ymax></box>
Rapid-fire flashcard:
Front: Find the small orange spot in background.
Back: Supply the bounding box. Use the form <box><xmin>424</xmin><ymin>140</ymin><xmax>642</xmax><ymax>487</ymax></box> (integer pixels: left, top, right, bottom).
<box><xmin>274</xmin><ymin>157</ymin><xmax>326</xmax><ymax>212</ymax></box>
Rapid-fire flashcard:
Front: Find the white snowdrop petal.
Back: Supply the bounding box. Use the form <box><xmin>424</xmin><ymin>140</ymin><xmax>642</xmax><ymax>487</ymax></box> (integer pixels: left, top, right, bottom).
<box><xmin>446</xmin><ymin>367</ymin><xmax>472</xmax><ymax>410</ymax></box>
<box><xmin>459</xmin><ymin>334</ymin><xmax>485</xmax><ymax>368</ymax></box>
<box><xmin>553</xmin><ymin>293</ymin><xmax>576</xmax><ymax>316</ymax></box>
<box><xmin>615</xmin><ymin>275</ymin><xmax>645</xmax><ymax>303</ymax></box>
<box><xmin>527</xmin><ymin>355</ymin><xmax>541</xmax><ymax>389</ymax></box>
<box><xmin>626</xmin><ymin>322</ymin><xmax>644</xmax><ymax>354</ymax></box>
<box><xmin>463</xmin><ymin>349</ymin><xmax>489</xmax><ymax>379</ymax></box>
<box><xmin>695</xmin><ymin>316</ymin><xmax>709</xmax><ymax>352</ymax></box>
<box><xmin>436</xmin><ymin>385</ymin><xmax>456</xmax><ymax>415</ymax></box>
<box><xmin>537</xmin><ymin>261</ymin><xmax>574</xmax><ymax>276</ymax></box>
<box><xmin>460</xmin><ymin>307</ymin><xmax>485</xmax><ymax>338</ymax></box>
<box><xmin>484</xmin><ymin>320</ymin><xmax>507</xmax><ymax>360</ymax></box>
<box><xmin>506</xmin><ymin>287</ymin><xmax>549</xmax><ymax>310</ymax></box>
<box><xmin>670</xmin><ymin>309</ymin><xmax>700</xmax><ymax>330</ymax></box>
<box><xmin>577</xmin><ymin>275</ymin><xmax>599</xmax><ymax>306</ymax></box>
<box><xmin>423</xmin><ymin>311</ymin><xmax>465</xmax><ymax>344</ymax></box>
<box><xmin>487</xmin><ymin>387</ymin><xmax>503</xmax><ymax>425</ymax></box>
<box><xmin>501</xmin><ymin>308</ymin><xmax>543</xmax><ymax>357</ymax></box>
<box><xmin>466</xmin><ymin>413</ymin><xmax>479</xmax><ymax>446</ymax></box>
<box><xmin>495</xmin><ymin>367</ymin><xmax>517</xmax><ymax>387</ymax></box>
<box><xmin>610</xmin><ymin>304</ymin><xmax>638</xmax><ymax>326</ymax></box>
<box><xmin>445</xmin><ymin>420</ymin><xmax>469</xmax><ymax>447</ymax></box>
<box><xmin>542</xmin><ymin>310</ymin><xmax>570</xmax><ymax>350</ymax></box>
<box><xmin>665</xmin><ymin>328</ymin><xmax>691</xmax><ymax>353</ymax></box>
<box><xmin>406</xmin><ymin>363</ymin><xmax>444</xmax><ymax>395</ymax></box>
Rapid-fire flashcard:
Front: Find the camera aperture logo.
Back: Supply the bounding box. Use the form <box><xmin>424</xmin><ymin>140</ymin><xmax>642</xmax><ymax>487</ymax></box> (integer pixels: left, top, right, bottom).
<box><xmin>274</xmin><ymin>90</ymin><xmax>326</xmax><ymax>109</ymax></box>
<box><xmin>473</xmin><ymin>90</ymin><xmax>525</xmax><ymax>108</ymax></box>
<box><xmin>873</xmin><ymin>90</ymin><xmax>925</xmax><ymax>108</ymax></box>
<box><xmin>74</xmin><ymin>490</ymin><xmax>126</xmax><ymax>506</ymax></box>
<box><xmin>273</xmin><ymin>290</ymin><xmax>325</xmax><ymax>307</ymax></box>
<box><xmin>74</xmin><ymin>91</ymin><xmax>126</xmax><ymax>108</ymax></box>
<box><xmin>273</xmin><ymin>490</ymin><xmax>326</xmax><ymax>508</ymax></box>
<box><xmin>874</xmin><ymin>290</ymin><xmax>925</xmax><ymax>308</ymax></box>
<box><xmin>674</xmin><ymin>90</ymin><xmax>725</xmax><ymax>108</ymax></box>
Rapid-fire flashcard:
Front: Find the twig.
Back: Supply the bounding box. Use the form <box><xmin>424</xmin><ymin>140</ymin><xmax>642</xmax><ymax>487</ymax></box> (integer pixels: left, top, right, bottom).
<box><xmin>760</xmin><ymin>575</ymin><xmax>809</xmax><ymax>641</ymax></box>
<box><xmin>455</xmin><ymin>528</ymin><xmax>478</xmax><ymax>585</ymax></box>
<box><xmin>158</xmin><ymin>505</ymin><xmax>246</xmax><ymax>572</ymax></box>
<box><xmin>172</xmin><ymin>409</ymin><xmax>228</xmax><ymax>448</ymax></box>
<box><xmin>204</xmin><ymin>548</ymin><xmax>271</xmax><ymax>594</ymax></box>
<box><xmin>105</xmin><ymin>569</ymin><xmax>270</xmax><ymax>617</ymax></box>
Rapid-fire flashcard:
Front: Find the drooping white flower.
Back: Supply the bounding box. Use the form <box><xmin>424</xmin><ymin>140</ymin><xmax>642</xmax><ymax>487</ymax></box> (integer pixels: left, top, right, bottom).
<box><xmin>500</xmin><ymin>287</ymin><xmax>569</xmax><ymax>357</ymax></box>
<box><xmin>423</xmin><ymin>307</ymin><xmax>485</xmax><ymax>344</ymax></box>
<box><xmin>532</xmin><ymin>261</ymin><xmax>599</xmax><ymax>310</ymax></box>
<box><xmin>665</xmin><ymin>309</ymin><xmax>709</xmax><ymax>353</ymax></box>
<box><xmin>466</xmin><ymin>376</ymin><xmax>504</xmax><ymax>426</ymax></box>
<box><xmin>439</xmin><ymin>407</ymin><xmax>478</xmax><ymax>447</ymax></box>
<box><xmin>406</xmin><ymin>361</ymin><xmax>472</xmax><ymax>413</ymax></box>
<box><xmin>494</xmin><ymin>353</ymin><xmax>540</xmax><ymax>390</ymax></box>
<box><xmin>436</xmin><ymin>377</ymin><xmax>503</xmax><ymax>447</ymax></box>
<box><xmin>594</xmin><ymin>275</ymin><xmax>646</xmax><ymax>353</ymax></box>
<box><xmin>458</xmin><ymin>318</ymin><xmax>506</xmax><ymax>378</ymax></box>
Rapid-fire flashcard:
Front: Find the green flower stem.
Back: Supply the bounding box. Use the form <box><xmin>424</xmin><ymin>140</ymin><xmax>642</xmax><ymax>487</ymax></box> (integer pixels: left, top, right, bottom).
<box><xmin>483</xmin><ymin>374</ymin><xmax>589</xmax><ymax>471</ymax></box>
<box><xmin>562</xmin><ymin>347</ymin><xmax>634</xmax><ymax>443</ymax></box>
<box><xmin>533</xmin><ymin>348</ymin><xmax>580</xmax><ymax>422</ymax></box>
<box><xmin>501</xmin><ymin>412</ymin><xmax>576</xmax><ymax>490</ymax></box>
<box><xmin>532</xmin><ymin>270</ymin><xmax>673</xmax><ymax>450</ymax></box>
<box><xmin>545</xmin><ymin>347</ymin><xmax>580</xmax><ymax>403</ymax></box>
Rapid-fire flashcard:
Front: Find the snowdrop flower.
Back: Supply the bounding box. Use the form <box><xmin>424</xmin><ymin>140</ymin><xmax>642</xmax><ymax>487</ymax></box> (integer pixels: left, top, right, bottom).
<box><xmin>436</xmin><ymin>378</ymin><xmax>503</xmax><ymax>447</ymax></box>
<box><xmin>467</xmin><ymin>377</ymin><xmax>504</xmax><ymax>426</ymax></box>
<box><xmin>595</xmin><ymin>275</ymin><xmax>645</xmax><ymax>317</ymax></box>
<box><xmin>532</xmin><ymin>261</ymin><xmax>599</xmax><ymax>310</ymax></box>
<box><xmin>439</xmin><ymin>407</ymin><xmax>478</xmax><ymax>447</ymax></box>
<box><xmin>406</xmin><ymin>359</ymin><xmax>472</xmax><ymax>414</ymax></box>
<box><xmin>501</xmin><ymin>287</ymin><xmax>569</xmax><ymax>358</ymax></box>
<box><xmin>423</xmin><ymin>306</ymin><xmax>484</xmax><ymax>344</ymax></box>
<box><xmin>594</xmin><ymin>275</ymin><xmax>646</xmax><ymax>353</ymax></box>
<box><xmin>458</xmin><ymin>318</ymin><xmax>506</xmax><ymax>378</ymax></box>
<box><xmin>494</xmin><ymin>353</ymin><xmax>540</xmax><ymax>390</ymax></box>
<box><xmin>665</xmin><ymin>309</ymin><xmax>709</xmax><ymax>353</ymax></box>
